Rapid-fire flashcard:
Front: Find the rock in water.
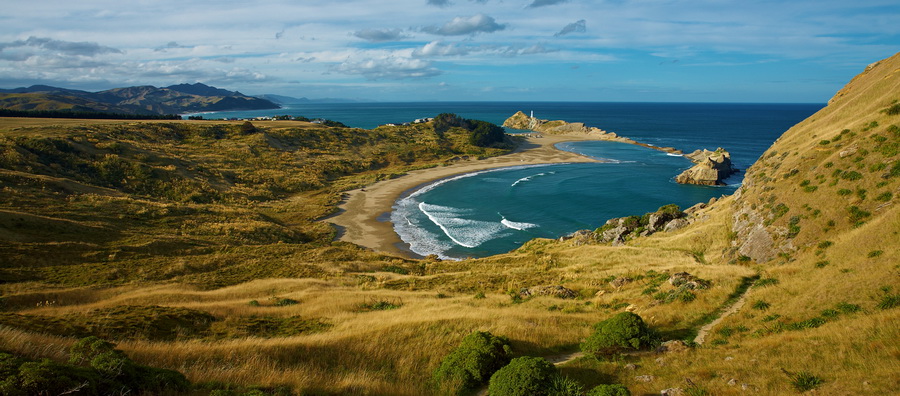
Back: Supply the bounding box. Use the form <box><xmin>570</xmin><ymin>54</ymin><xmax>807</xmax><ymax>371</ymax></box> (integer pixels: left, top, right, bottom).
<box><xmin>675</xmin><ymin>148</ymin><xmax>737</xmax><ymax>185</ymax></box>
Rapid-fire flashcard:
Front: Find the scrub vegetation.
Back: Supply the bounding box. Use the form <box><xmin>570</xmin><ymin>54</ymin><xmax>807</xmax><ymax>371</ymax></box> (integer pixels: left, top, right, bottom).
<box><xmin>1</xmin><ymin>53</ymin><xmax>900</xmax><ymax>395</ymax></box>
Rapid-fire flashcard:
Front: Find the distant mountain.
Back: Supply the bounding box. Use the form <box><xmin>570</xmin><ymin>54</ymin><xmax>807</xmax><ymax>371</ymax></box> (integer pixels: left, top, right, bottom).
<box><xmin>0</xmin><ymin>83</ymin><xmax>279</xmax><ymax>115</ymax></box>
<box><xmin>256</xmin><ymin>94</ymin><xmax>360</xmax><ymax>104</ymax></box>
<box><xmin>256</xmin><ymin>94</ymin><xmax>310</xmax><ymax>104</ymax></box>
<box><xmin>166</xmin><ymin>83</ymin><xmax>241</xmax><ymax>97</ymax></box>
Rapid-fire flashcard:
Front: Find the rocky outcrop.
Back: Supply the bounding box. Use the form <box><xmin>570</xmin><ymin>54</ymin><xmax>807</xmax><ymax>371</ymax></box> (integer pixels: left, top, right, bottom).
<box><xmin>519</xmin><ymin>285</ymin><xmax>577</xmax><ymax>299</ymax></box>
<box><xmin>595</xmin><ymin>204</ymin><xmax>689</xmax><ymax>245</ymax></box>
<box><xmin>502</xmin><ymin>111</ymin><xmax>683</xmax><ymax>155</ymax></box>
<box><xmin>675</xmin><ymin>148</ymin><xmax>737</xmax><ymax>185</ymax></box>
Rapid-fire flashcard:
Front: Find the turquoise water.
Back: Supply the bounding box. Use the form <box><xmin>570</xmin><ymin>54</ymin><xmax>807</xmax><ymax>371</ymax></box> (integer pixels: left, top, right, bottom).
<box><xmin>197</xmin><ymin>101</ymin><xmax>823</xmax><ymax>259</ymax></box>
<box><xmin>392</xmin><ymin>141</ymin><xmax>733</xmax><ymax>259</ymax></box>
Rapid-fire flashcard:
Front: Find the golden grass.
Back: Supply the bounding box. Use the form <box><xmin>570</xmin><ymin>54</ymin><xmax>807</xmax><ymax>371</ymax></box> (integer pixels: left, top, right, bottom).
<box><xmin>1</xmin><ymin>53</ymin><xmax>900</xmax><ymax>394</ymax></box>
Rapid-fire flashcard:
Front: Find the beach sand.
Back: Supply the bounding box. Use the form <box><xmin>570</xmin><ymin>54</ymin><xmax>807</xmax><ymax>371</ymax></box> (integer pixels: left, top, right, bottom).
<box><xmin>326</xmin><ymin>133</ymin><xmax>605</xmax><ymax>257</ymax></box>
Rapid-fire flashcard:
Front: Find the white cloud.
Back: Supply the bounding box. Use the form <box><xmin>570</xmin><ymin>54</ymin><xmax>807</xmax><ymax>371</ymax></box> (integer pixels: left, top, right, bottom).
<box><xmin>333</xmin><ymin>56</ymin><xmax>442</xmax><ymax>79</ymax></box>
<box><xmin>413</xmin><ymin>41</ymin><xmax>471</xmax><ymax>57</ymax></box>
<box><xmin>422</xmin><ymin>14</ymin><xmax>506</xmax><ymax>36</ymax></box>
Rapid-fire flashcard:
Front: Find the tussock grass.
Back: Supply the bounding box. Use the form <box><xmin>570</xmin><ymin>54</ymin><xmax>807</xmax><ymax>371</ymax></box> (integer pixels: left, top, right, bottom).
<box><xmin>2</xmin><ymin>54</ymin><xmax>900</xmax><ymax>394</ymax></box>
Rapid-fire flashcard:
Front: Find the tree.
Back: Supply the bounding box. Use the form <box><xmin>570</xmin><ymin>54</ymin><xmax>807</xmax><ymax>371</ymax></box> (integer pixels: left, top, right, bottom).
<box><xmin>469</xmin><ymin>120</ymin><xmax>505</xmax><ymax>147</ymax></box>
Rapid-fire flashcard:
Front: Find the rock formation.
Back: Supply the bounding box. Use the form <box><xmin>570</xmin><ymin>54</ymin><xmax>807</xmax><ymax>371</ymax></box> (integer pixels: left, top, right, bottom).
<box><xmin>674</xmin><ymin>148</ymin><xmax>737</xmax><ymax>185</ymax></box>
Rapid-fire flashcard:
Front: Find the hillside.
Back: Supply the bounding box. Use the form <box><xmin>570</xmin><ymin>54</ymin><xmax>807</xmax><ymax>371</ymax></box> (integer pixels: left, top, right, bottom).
<box><xmin>0</xmin><ymin>83</ymin><xmax>279</xmax><ymax>115</ymax></box>
<box><xmin>0</xmin><ymin>53</ymin><xmax>897</xmax><ymax>395</ymax></box>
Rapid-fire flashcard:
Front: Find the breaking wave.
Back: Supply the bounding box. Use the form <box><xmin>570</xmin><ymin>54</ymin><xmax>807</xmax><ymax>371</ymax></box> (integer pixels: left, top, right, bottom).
<box><xmin>511</xmin><ymin>171</ymin><xmax>556</xmax><ymax>187</ymax></box>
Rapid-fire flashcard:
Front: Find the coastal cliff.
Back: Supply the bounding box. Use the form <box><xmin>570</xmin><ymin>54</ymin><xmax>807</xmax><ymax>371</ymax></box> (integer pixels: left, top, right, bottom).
<box><xmin>503</xmin><ymin>111</ymin><xmax>683</xmax><ymax>154</ymax></box>
<box><xmin>674</xmin><ymin>148</ymin><xmax>737</xmax><ymax>185</ymax></box>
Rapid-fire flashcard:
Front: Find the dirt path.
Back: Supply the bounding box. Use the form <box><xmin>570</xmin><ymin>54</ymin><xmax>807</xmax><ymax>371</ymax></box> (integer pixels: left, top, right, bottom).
<box><xmin>693</xmin><ymin>290</ymin><xmax>751</xmax><ymax>345</ymax></box>
<box><xmin>546</xmin><ymin>351</ymin><xmax>586</xmax><ymax>366</ymax></box>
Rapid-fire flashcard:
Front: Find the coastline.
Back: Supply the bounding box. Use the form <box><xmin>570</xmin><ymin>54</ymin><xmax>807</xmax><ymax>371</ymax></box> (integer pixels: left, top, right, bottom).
<box><xmin>326</xmin><ymin>133</ymin><xmax>604</xmax><ymax>257</ymax></box>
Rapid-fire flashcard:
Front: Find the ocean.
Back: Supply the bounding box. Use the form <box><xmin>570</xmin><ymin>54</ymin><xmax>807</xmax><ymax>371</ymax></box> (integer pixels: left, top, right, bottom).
<box><xmin>195</xmin><ymin>102</ymin><xmax>823</xmax><ymax>259</ymax></box>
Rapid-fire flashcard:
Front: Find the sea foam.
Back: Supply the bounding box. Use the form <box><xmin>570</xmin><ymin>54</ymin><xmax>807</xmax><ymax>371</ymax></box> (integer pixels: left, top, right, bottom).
<box><xmin>500</xmin><ymin>214</ymin><xmax>538</xmax><ymax>230</ymax></box>
<box><xmin>418</xmin><ymin>202</ymin><xmax>506</xmax><ymax>249</ymax></box>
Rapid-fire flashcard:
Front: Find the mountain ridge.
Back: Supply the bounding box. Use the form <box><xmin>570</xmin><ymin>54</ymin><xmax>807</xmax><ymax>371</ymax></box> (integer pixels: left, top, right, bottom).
<box><xmin>0</xmin><ymin>83</ymin><xmax>279</xmax><ymax>115</ymax></box>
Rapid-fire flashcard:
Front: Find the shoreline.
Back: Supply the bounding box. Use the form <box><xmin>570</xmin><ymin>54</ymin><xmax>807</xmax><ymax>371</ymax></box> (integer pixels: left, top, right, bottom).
<box><xmin>326</xmin><ymin>133</ymin><xmax>606</xmax><ymax>257</ymax></box>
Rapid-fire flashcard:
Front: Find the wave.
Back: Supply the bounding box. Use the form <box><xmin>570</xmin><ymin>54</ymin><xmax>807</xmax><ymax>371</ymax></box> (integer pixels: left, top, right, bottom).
<box><xmin>402</xmin><ymin>164</ymin><xmax>552</xmax><ymax>202</ymax></box>
<box><xmin>500</xmin><ymin>214</ymin><xmax>538</xmax><ymax>230</ymax></box>
<box><xmin>417</xmin><ymin>202</ymin><xmax>506</xmax><ymax>249</ymax></box>
<box><xmin>510</xmin><ymin>171</ymin><xmax>556</xmax><ymax>187</ymax></box>
<box><xmin>392</xmin><ymin>212</ymin><xmax>457</xmax><ymax>259</ymax></box>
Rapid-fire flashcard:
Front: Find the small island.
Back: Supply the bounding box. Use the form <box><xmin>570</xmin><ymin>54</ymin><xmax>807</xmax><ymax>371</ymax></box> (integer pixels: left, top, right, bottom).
<box><xmin>674</xmin><ymin>148</ymin><xmax>737</xmax><ymax>185</ymax></box>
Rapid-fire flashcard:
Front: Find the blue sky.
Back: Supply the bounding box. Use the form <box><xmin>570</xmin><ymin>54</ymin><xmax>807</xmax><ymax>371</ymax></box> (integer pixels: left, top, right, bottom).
<box><xmin>0</xmin><ymin>0</ymin><xmax>897</xmax><ymax>102</ymax></box>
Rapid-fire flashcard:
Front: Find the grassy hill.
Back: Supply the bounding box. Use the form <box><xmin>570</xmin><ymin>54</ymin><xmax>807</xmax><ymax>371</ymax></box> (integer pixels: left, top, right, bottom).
<box><xmin>0</xmin><ymin>53</ymin><xmax>898</xmax><ymax>395</ymax></box>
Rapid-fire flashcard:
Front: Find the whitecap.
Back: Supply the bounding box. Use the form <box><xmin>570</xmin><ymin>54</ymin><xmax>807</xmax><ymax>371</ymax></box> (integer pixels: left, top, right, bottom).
<box><xmin>500</xmin><ymin>214</ymin><xmax>538</xmax><ymax>230</ymax></box>
<box><xmin>418</xmin><ymin>202</ymin><xmax>507</xmax><ymax>249</ymax></box>
<box><xmin>511</xmin><ymin>171</ymin><xmax>556</xmax><ymax>187</ymax></box>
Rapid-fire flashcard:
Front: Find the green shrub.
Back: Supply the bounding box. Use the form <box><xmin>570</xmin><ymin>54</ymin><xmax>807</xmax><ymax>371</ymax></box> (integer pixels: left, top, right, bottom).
<box><xmin>836</xmin><ymin>302</ymin><xmax>861</xmax><ymax>313</ymax></box>
<box><xmin>847</xmin><ymin>206</ymin><xmax>871</xmax><ymax>224</ymax></box>
<box><xmin>783</xmin><ymin>369</ymin><xmax>824</xmax><ymax>392</ymax></box>
<box><xmin>548</xmin><ymin>374</ymin><xmax>585</xmax><ymax>396</ymax></box>
<box><xmin>587</xmin><ymin>383</ymin><xmax>632</xmax><ymax>396</ymax></box>
<box><xmin>877</xmin><ymin>292</ymin><xmax>900</xmax><ymax>310</ymax></box>
<box><xmin>433</xmin><ymin>331</ymin><xmax>513</xmax><ymax>394</ymax></box>
<box><xmin>884</xmin><ymin>103</ymin><xmax>900</xmax><ymax>115</ymax></box>
<box><xmin>752</xmin><ymin>300</ymin><xmax>771</xmax><ymax>310</ymax></box>
<box><xmin>840</xmin><ymin>170</ymin><xmax>862</xmax><ymax>181</ymax></box>
<box><xmin>755</xmin><ymin>278</ymin><xmax>779</xmax><ymax>287</ymax></box>
<box><xmin>487</xmin><ymin>356</ymin><xmax>556</xmax><ymax>396</ymax></box>
<box><xmin>358</xmin><ymin>298</ymin><xmax>402</xmax><ymax>311</ymax></box>
<box><xmin>382</xmin><ymin>265</ymin><xmax>409</xmax><ymax>275</ymax></box>
<box><xmin>581</xmin><ymin>312</ymin><xmax>656</xmax><ymax>356</ymax></box>
<box><xmin>273</xmin><ymin>297</ymin><xmax>299</xmax><ymax>306</ymax></box>
<box><xmin>0</xmin><ymin>338</ymin><xmax>188</xmax><ymax>395</ymax></box>
<box><xmin>875</xmin><ymin>192</ymin><xmax>893</xmax><ymax>201</ymax></box>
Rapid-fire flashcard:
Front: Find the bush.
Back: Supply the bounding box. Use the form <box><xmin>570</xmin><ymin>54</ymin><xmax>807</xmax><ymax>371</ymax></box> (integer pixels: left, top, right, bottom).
<box><xmin>0</xmin><ymin>338</ymin><xmax>189</xmax><ymax>395</ymax></box>
<box><xmin>548</xmin><ymin>374</ymin><xmax>585</xmax><ymax>396</ymax></box>
<box><xmin>487</xmin><ymin>356</ymin><xmax>557</xmax><ymax>396</ymax></box>
<box><xmin>432</xmin><ymin>331</ymin><xmax>513</xmax><ymax>394</ymax></box>
<box><xmin>587</xmin><ymin>383</ymin><xmax>632</xmax><ymax>396</ymax></box>
<box><xmin>580</xmin><ymin>312</ymin><xmax>656</xmax><ymax>356</ymax></box>
<box><xmin>783</xmin><ymin>369</ymin><xmax>824</xmax><ymax>392</ymax></box>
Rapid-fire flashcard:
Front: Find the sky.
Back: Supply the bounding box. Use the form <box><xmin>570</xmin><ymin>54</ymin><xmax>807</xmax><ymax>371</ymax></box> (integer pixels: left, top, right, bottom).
<box><xmin>0</xmin><ymin>0</ymin><xmax>898</xmax><ymax>103</ymax></box>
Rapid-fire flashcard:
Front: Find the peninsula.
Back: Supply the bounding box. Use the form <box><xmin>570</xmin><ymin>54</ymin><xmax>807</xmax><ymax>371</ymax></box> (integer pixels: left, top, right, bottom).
<box><xmin>503</xmin><ymin>110</ymin><xmax>683</xmax><ymax>154</ymax></box>
<box><xmin>503</xmin><ymin>110</ymin><xmax>738</xmax><ymax>185</ymax></box>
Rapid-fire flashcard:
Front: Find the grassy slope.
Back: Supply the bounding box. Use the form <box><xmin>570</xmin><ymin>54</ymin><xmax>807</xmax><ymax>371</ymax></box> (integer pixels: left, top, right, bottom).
<box><xmin>614</xmin><ymin>53</ymin><xmax>900</xmax><ymax>395</ymax></box>
<box><xmin>1</xmin><ymin>53</ymin><xmax>899</xmax><ymax>395</ymax></box>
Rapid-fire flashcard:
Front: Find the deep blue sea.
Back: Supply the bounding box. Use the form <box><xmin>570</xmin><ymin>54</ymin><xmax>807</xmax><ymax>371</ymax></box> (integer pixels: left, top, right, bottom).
<box><xmin>196</xmin><ymin>102</ymin><xmax>822</xmax><ymax>259</ymax></box>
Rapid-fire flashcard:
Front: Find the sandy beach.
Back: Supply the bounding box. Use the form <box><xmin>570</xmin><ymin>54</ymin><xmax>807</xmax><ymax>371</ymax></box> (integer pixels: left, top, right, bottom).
<box><xmin>326</xmin><ymin>133</ymin><xmax>606</xmax><ymax>257</ymax></box>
